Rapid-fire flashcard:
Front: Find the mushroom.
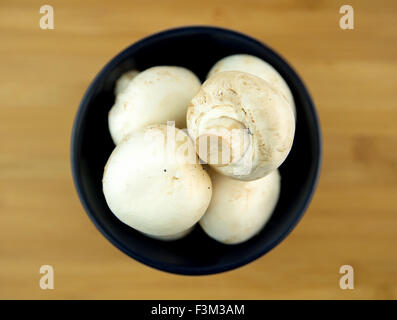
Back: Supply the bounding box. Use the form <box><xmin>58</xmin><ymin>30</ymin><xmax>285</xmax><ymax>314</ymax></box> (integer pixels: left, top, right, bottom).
<box><xmin>103</xmin><ymin>124</ymin><xmax>212</xmax><ymax>236</ymax></box>
<box><xmin>207</xmin><ymin>54</ymin><xmax>296</xmax><ymax>117</ymax></box>
<box><xmin>143</xmin><ymin>225</ymin><xmax>194</xmax><ymax>241</ymax></box>
<box><xmin>200</xmin><ymin>169</ymin><xmax>281</xmax><ymax>244</ymax></box>
<box><xmin>187</xmin><ymin>71</ymin><xmax>295</xmax><ymax>181</ymax></box>
<box><xmin>114</xmin><ymin>70</ymin><xmax>139</xmax><ymax>96</ymax></box>
<box><xmin>109</xmin><ymin>66</ymin><xmax>201</xmax><ymax>145</ymax></box>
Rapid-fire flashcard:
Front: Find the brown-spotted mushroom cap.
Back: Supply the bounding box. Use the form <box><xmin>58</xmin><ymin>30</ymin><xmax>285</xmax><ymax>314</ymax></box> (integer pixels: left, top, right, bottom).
<box><xmin>109</xmin><ymin>66</ymin><xmax>201</xmax><ymax>145</ymax></box>
<box><xmin>187</xmin><ymin>71</ymin><xmax>295</xmax><ymax>181</ymax></box>
<box><xmin>200</xmin><ymin>169</ymin><xmax>281</xmax><ymax>244</ymax></box>
<box><xmin>103</xmin><ymin>124</ymin><xmax>212</xmax><ymax>236</ymax></box>
<box><xmin>207</xmin><ymin>54</ymin><xmax>296</xmax><ymax>117</ymax></box>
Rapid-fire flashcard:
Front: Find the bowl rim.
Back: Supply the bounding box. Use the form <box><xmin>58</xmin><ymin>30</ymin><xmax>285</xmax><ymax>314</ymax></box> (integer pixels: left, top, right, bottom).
<box><xmin>70</xmin><ymin>25</ymin><xmax>322</xmax><ymax>276</ymax></box>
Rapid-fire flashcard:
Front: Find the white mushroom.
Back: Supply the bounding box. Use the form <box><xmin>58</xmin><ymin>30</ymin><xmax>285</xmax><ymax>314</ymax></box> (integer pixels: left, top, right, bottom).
<box><xmin>114</xmin><ymin>70</ymin><xmax>139</xmax><ymax>96</ymax></box>
<box><xmin>187</xmin><ymin>71</ymin><xmax>295</xmax><ymax>181</ymax></box>
<box><xmin>207</xmin><ymin>54</ymin><xmax>296</xmax><ymax>117</ymax></box>
<box><xmin>109</xmin><ymin>66</ymin><xmax>201</xmax><ymax>145</ymax></box>
<box><xmin>143</xmin><ymin>225</ymin><xmax>194</xmax><ymax>241</ymax></box>
<box><xmin>103</xmin><ymin>124</ymin><xmax>212</xmax><ymax>236</ymax></box>
<box><xmin>200</xmin><ymin>169</ymin><xmax>281</xmax><ymax>244</ymax></box>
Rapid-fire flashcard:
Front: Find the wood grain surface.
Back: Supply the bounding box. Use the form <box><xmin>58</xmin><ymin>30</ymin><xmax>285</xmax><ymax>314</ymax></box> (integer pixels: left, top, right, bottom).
<box><xmin>0</xmin><ymin>0</ymin><xmax>396</xmax><ymax>299</ymax></box>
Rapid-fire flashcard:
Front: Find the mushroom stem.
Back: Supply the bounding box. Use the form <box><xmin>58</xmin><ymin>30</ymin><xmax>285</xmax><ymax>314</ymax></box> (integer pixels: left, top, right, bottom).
<box><xmin>195</xmin><ymin>116</ymin><xmax>251</xmax><ymax>166</ymax></box>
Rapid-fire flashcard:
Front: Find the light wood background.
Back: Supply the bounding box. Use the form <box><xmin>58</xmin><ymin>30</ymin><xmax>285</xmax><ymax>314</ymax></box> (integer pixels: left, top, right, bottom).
<box><xmin>1</xmin><ymin>0</ymin><xmax>396</xmax><ymax>300</ymax></box>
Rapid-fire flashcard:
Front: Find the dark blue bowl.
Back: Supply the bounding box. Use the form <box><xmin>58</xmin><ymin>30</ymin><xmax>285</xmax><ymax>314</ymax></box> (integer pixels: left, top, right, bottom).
<box><xmin>71</xmin><ymin>26</ymin><xmax>322</xmax><ymax>275</ymax></box>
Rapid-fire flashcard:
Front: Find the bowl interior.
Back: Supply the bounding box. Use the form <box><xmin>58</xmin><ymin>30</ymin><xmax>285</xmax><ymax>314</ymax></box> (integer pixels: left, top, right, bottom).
<box><xmin>71</xmin><ymin>26</ymin><xmax>321</xmax><ymax>275</ymax></box>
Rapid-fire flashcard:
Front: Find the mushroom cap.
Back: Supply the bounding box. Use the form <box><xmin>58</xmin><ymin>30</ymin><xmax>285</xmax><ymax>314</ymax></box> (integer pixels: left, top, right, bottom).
<box><xmin>114</xmin><ymin>70</ymin><xmax>139</xmax><ymax>96</ymax></box>
<box><xmin>103</xmin><ymin>124</ymin><xmax>212</xmax><ymax>236</ymax></box>
<box><xmin>187</xmin><ymin>71</ymin><xmax>295</xmax><ymax>181</ymax></box>
<box><xmin>207</xmin><ymin>54</ymin><xmax>295</xmax><ymax>117</ymax></box>
<box><xmin>109</xmin><ymin>66</ymin><xmax>201</xmax><ymax>145</ymax></box>
<box><xmin>143</xmin><ymin>225</ymin><xmax>194</xmax><ymax>241</ymax></box>
<box><xmin>200</xmin><ymin>169</ymin><xmax>281</xmax><ymax>244</ymax></box>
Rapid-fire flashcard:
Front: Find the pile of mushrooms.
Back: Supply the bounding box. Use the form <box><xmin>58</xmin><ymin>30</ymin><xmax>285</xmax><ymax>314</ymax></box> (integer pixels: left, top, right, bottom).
<box><xmin>102</xmin><ymin>54</ymin><xmax>295</xmax><ymax>244</ymax></box>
